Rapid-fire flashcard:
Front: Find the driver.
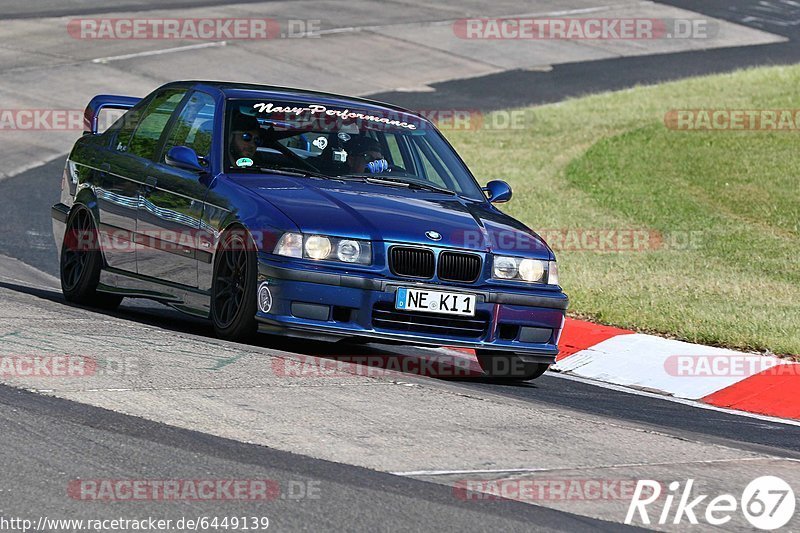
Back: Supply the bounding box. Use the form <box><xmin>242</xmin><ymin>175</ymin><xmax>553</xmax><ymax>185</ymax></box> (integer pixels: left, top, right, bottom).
<box><xmin>346</xmin><ymin>136</ymin><xmax>389</xmax><ymax>174</ymax></box>
<box><xmin>229</xmin><ymin>114</ymin><xmax>262</xmax><ymax>167</ymax></box>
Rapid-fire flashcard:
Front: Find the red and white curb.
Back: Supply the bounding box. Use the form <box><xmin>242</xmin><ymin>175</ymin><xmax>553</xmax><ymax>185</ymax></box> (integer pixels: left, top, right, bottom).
<box><xmin>437</xmin><ymin>318</ymin><xmax>799</xmax><ymax>421</ymax></box>
<box><xmin>552</xmin><ymin>318</ymin><xmax>800</xmax><ymax>421</ymax></box>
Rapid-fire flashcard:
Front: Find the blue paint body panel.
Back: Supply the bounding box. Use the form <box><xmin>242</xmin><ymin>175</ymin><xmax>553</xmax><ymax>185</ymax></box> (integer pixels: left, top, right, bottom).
<box><xmin>53</xmin><ymin>81</ymin><xmax>568</xmax><ymax>360</ymax></box>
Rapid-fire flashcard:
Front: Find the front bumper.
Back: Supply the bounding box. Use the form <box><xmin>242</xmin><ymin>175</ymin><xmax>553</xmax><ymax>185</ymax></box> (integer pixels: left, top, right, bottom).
<box><xmin>255</xmin><ymin>255</ymin><xmax>567</xmax><ymax>362</ymax></box>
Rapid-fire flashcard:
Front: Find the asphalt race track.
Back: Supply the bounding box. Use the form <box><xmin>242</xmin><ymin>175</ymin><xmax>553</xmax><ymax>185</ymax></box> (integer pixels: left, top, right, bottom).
<box><xmin>1</xmin><ymin>0</ymin><xmax>800</xmax><ymax>531</ymax></box>
<box><xmin>0</xmin><ymin>384</ymin><xmax>620</xmax><ymax>532</ymax></box>
<box><xmin>372</xmin><ymin>1</ymin><xmax>800</xmax><ymax>110</ymax></box>
<box><xmin>2</xmin><ymin>158</ymin><xmax>800</xmax><ymax>454</ymax></box>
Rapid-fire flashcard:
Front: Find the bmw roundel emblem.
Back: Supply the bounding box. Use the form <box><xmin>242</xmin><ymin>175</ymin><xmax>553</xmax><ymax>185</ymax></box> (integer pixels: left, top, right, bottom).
<box><xmin>425</xmin><ymin>230</ymin><xmax>442</xmax><ymax>241</ymax></box>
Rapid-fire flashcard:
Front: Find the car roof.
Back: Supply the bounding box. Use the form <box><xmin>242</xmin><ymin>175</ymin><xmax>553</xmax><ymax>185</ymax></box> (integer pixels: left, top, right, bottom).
<box><xmin>163</xmin><ymin>80</ymin><xmax>423</xmax><ymax>118</ymax></box>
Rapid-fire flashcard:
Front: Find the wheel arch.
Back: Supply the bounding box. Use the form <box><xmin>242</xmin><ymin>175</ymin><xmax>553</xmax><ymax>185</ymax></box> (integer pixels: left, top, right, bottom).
<box><xmin>209</xmin><ymin>220</ymin><xmax>260</xmax><ymax>341</ymax></box>
<box><xmin>212</xmin><ymin>220</ymin><xmax>259</xmax><ymax>267</ymax></box>
<box><xmin>66</xmin><ymin>193</ymin><xmax>107</xmax><ymax>266</ymax></box>
<box><xmin>71</xmin><ymin>189</ymin><xmax>100</xmax><ymax>224</ymax></box>
<box><xmin>211</xmin><ymin>216</ymin><xmax>285</xmax><ymax>267</ymax></box>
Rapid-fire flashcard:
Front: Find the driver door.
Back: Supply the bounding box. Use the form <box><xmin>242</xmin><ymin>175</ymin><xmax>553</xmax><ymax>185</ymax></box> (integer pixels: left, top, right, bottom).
<box><xmin>135</xmin><ymin>90</ymin><xmax>217</xmax><ymax>287</ymax></box>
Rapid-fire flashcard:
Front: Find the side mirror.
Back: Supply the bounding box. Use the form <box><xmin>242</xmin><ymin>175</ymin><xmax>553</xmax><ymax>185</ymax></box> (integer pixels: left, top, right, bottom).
<box><xmin>165</xmin><ymin>146</ymin><xmax>205</xmax><ymax>172</ymax></box>
<box><xmin>483</xmin><ymin>180</ymin><xmax>513</xmax><ymax>203</ymax></box>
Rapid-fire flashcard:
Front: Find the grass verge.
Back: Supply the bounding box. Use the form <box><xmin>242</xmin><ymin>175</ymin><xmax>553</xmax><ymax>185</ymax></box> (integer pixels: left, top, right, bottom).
<box><xmin>447</xmin><ymin>65</ymin><xmax>800</xmax><ymax>355</ymax></box>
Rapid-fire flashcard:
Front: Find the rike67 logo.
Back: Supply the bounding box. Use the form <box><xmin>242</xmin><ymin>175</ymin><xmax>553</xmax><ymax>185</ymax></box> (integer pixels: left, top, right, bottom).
<box><xmin>626</xmin><ymin>476</ymin><xmax>796</xmax><ymax>530</ymax></box>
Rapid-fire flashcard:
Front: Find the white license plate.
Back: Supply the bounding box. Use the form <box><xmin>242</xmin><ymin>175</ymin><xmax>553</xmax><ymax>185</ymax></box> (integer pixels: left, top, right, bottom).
<box><xmin>395</xmin><ymin>287</ymin><xmax>476</xmax><ymax>317</ymax></box>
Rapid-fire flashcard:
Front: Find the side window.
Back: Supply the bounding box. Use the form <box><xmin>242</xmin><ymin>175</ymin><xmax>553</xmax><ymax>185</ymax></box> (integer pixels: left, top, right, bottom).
<box><xmin>126</xmin><ymin>89</ymin><xmax>186</xmax><ymax>160</ymax></box>
<box><xmin>112</xmin><ymin>106</ymin><xmax>145</xmax><ymax>151</ymax></box>
<box><xmin>279</xmin><ymin>133</ymin><xmax>317</xmax><ymax>157</ymax></box>
<box><xmin>162</xmin><ymin>92</ymin><xmax>216</xmax><ymax>160</ymax></box>
<box><xmin>382</xmin><ymin>133</ymin><xmax>419</xmax><ymax>175</ymax></box>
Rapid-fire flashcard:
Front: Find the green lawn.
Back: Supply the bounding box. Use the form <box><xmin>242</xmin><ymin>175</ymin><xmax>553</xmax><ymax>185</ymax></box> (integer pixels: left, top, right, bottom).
<box><xmin>447</xmin><ymin>65</ymin><xmax>800</xmax><ymax>356</ymax></box>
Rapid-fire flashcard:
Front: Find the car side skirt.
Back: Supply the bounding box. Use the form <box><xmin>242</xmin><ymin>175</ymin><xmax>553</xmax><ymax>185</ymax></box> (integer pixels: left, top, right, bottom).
<box><xmin>97</xmin><ymin>267</ymin><xmax>211</xmax><ymax>318</ymax></box>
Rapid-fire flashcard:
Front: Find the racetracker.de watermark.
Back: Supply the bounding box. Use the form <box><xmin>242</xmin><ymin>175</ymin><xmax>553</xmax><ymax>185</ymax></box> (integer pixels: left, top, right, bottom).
<box><xmin>453</xmin><ymin>18</ymin><xmax>715</xmax><ymax>40</ymax></box>
<box><xmin>0</xmin><ymin>108</ymin><xmax>127</xmax><ymax>132</ymax></box>
<box><xmin>271</xmin><ymin>354</ymin><xmax>480</xmax><ymax>379</ymax></box>
<box><xmin>0</xmin><ymin>355</ymin><xmax>139</xmax><ymax>378</ymax></box>
<box><xmin>0</xmin><ymin>109</ymin><xmax>85</xmax><ymax>131</ymax></box>
<box><xmin>68</xmin><ymin>479</ymin><xmax>321</xmax><ymax>501</ymax></box>
<box><xmin>67</xmin><ymin>18</ymin><xmax>321</xmax><ymax>40</ymax></box>
<box><xmin>59</xmin><ymin>228</ymin><xmax>704</xmax><ymax>256</ymax></box>
<box><xmin>453</xmin><ymin>478</ymin><xmax>651</xmax><ymax>502</ymax></box>
<box><xmin>453</xmin><ymin>229</ymin><xmax>704</xmax><ymax>253</ymax></box>
<box><xmin>664</xmin><ymin>355</ymin><xmax>798</xmax><ymax>378</ymax></box>
<box><xmin>417</xmin><ymin>109</ymin><xmax>536</xmax><ymax>131</ymax></box>
<box><xmin>665</xmin><ymin>109</ymin><xmax>800</xmax><ymax>131</ymax></box>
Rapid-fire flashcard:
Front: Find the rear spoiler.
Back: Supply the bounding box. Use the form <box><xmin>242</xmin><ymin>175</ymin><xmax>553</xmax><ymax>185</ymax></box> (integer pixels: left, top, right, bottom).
<box><xmin>83</xmin><ymin>94</ymin><xmax>141</xmax><ymax>135</ymax></box>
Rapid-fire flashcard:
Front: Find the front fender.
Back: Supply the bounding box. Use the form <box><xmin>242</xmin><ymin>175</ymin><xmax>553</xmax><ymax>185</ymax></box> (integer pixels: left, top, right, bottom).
<box><xmin>198</xmin><ymin>175</ymin><xmax>299</xmax><ymax>291</ymax></box>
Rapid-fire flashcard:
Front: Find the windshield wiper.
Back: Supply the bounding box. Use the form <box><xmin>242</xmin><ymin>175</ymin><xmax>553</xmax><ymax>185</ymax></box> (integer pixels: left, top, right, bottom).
<box><xmin>340</xmin><ymin>174</ymin><xmax>456</xmax><ymax>195</ymax></box>
<box><xmin>256</xmin><ymin>166</ymin><xmax>329</xmax><ymax>179</ymax></box>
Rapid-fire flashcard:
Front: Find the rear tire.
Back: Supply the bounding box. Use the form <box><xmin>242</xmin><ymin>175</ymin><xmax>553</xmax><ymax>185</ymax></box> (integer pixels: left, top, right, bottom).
<box><xmin>476</xmin><ymin>350</ymin><xmax>549</xmax><ymax>382</ymax></box>
<box><xmin>60</xmin><ymin>207</ymin><xmax>122</xmax><ymax>310</ymax></box>
<box><xmin>211</xmin><ymin>228</ymin><xmax>258</xmax><ymax>342</ymax></box>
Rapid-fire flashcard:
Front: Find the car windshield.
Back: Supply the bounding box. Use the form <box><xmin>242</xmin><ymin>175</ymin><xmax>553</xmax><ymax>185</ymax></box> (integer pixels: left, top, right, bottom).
<box><xmin>224</xmin><ymin>98</ymin><xmax>485</xmax><ymax>200</ymax></box>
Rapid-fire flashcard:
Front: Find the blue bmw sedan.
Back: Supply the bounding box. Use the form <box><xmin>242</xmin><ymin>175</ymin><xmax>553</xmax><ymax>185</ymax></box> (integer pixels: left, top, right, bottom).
<box><xmin>52</xmin><ymin>81</ymin><xmax>568</xmax><ymax>381</ymax></box>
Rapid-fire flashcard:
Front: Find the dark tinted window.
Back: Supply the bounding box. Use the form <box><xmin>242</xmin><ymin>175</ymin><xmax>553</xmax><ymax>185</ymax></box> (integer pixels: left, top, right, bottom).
<box><xmin>126</xmin><ymin>89</ymin><xmax>186</xmax><ymax>160</ymax></box>
<box><xmin>112</xmin><ymin>106</ymin><xmax>144</xmax><ymax>152</ymax></box>
<box><xmin>162</xmin><ymin>91</ymin><xmax>216</xmax><ymax>161</ymax></box>
<box><xmin>224</xmin><ymin>99</ymin><xmax>484</xmax><ymax>200</ymax></box>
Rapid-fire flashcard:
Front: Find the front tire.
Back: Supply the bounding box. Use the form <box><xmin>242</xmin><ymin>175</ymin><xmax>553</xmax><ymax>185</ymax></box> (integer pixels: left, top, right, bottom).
<box><xmin>211</xmin><ymin>228</ymin><xmax>258</xmax><ymax>341</ymax></box>
<box><xmin>60</xmin><ymin>207</ymin><xmax>122</xmax><ymax>310</ymax></box>
<box><xmin>476</xmin><ymin>350</ymin><xmax>549</xmax><ymax>382</ymax></box>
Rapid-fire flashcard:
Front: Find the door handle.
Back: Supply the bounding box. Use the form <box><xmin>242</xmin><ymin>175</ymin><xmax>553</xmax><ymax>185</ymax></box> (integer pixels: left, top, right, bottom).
<box><xmin>143</xmin><ymin>176</ymin><xmax>158</xmax><ymax>195</ymax></box>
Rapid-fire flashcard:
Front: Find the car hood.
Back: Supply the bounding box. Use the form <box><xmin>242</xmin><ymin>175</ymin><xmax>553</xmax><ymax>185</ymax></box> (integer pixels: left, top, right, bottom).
<box><xmin>234</xmin><ymin>176</ymin><xmax>553</xmax><ymax>259</ymax></box>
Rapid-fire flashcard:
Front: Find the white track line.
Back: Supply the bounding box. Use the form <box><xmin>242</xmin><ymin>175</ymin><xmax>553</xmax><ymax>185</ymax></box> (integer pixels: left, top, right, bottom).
<box><xmin>0</xmin><ymin>152</ymin><xmax>66</xmax><ymax>181</ymax></box>
<box><xmin>392</xmin><ymin>457</ymin><xmax>783</xmax><ymax>477</ymax></box>
<box><xmin>92</xmin><ymin>41</ymin><xmax>226</xmax><ymax>64</ymax></box>
<box><xmin>314</xmin><ymin>3</ymin><xmax>646</xmax><ymax>37</ymax></box>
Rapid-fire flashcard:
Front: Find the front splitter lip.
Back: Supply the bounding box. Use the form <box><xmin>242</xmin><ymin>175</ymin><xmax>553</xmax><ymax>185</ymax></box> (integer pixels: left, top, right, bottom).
<box><xmin>255</xmin><ymin>316</ymin><xmax>559</xmax><ymax>363</ymax></box>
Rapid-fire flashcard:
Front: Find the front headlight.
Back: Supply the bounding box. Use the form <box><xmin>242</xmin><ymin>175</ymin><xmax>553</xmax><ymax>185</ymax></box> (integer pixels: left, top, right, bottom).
<box><xmin>275</xmin><ymin>232</ymin><xmax>302</xmax><ymax>258</ymax></box>
<box><xmin>305</xmin><ymin>235</ymin><xmax>332</xmax><ymax>260</ymax></box>
<box><xmin>493</xmin><ymin>256</ymin><xmax>519</xmax><ymax>279</ymax></box>
<box><xmin>519</xmin><ymin>258</ymin><xmax>545</xmax><ymax>282</ymax></box>
<box><xmin>547</xmin><ymin>261</ymin><xmax>559</xmax><ymax>286</ymax></box>
<box><xmin>275</xmin><ymin>233</ymin><xmax>372</xmax><ymax>265</ymax></box>
<box><xmin>492</xmin><ymin>256</ymin><xmax>559</xmax><ymax>285</ymax></box>
<box><xmin>337</xmin><ymin>240</ymin><xmax>362</xmax><ymax>263</ymax></box>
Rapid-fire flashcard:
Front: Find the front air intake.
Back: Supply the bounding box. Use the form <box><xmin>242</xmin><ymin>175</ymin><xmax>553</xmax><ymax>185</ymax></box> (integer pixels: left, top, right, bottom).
<box><xmin>389</xmin><ymin>247</ymin><xmax>435</xmax><ymax>279</ymax></box>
